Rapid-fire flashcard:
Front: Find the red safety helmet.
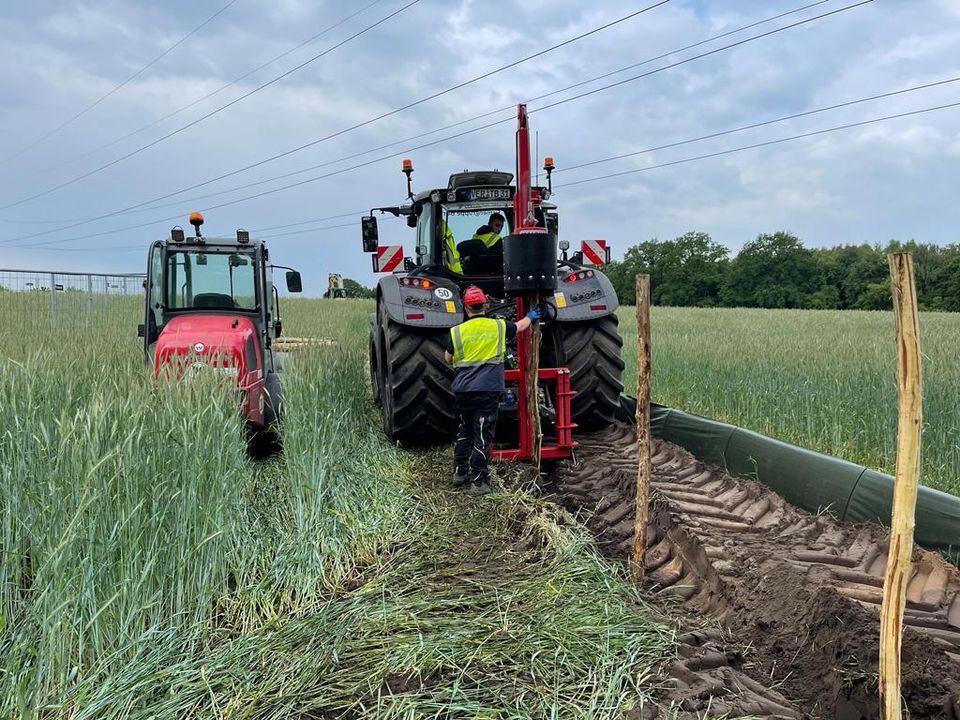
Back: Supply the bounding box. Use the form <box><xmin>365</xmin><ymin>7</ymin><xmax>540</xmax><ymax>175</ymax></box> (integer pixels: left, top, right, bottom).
<box><xmin>463</xmin><ymin>285</ymin><xmax>487</xmax><ymax>305</ymax></box>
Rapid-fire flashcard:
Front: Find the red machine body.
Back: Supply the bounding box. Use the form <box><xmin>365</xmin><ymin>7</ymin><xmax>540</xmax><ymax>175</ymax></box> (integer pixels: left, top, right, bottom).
<box><xmin>491</xmin><ymin>104</ymin><xmax>576</xmax><ymax>462</ymax></box>
<box><xmin>140</xmin><ymin>218</ymin><xmax>303</xmax><ymax>436</ymax></box>
<box><xmin>154</xmin><ymin>314</ymin><xmax>266</xmax><ymax>426</ymax></box>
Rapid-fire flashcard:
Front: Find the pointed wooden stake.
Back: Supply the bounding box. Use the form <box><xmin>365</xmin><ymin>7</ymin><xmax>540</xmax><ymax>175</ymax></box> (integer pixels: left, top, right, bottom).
<box><xmin>525</xmin><ymin>292</ymin><xmax>542</xmax><ymax>469</ymax></box>
<box><xmin>879</xmin><ymin>252</ymin><xmax>923</xmax><ymax>720</ymax></box>
<box><xmin>631</xmin><ymin>274</ymin><xmax>652</xmax><ymax>583</ymax></box>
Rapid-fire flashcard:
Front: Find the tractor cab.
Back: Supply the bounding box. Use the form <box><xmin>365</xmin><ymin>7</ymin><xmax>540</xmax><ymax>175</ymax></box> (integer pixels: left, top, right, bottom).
<box><xmin>138</xmin><ymin>212</ymin><xmax>303</xmax><ymax>431</ymax></box>
<box><xmin>361</xmin><ymin>165</ymin><xmax>559</xmax><ymax>297</ymax></box>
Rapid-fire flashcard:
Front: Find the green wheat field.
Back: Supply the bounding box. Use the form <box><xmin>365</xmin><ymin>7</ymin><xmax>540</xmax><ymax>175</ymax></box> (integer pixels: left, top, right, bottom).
<box><xmin>618</xmin><ymin>306</ymin><xmax>960</xmax><ymax>497</ymax></box>
<box><xmin>2</xmin><ymin>292</ymin><xmax>958</xmax><ymax>717</ymax></box>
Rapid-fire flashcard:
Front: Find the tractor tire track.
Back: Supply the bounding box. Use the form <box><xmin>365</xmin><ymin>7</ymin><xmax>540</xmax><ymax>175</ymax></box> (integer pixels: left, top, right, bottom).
<box><xmin>552</xmin><ymin>423</ymin><xmax>960</xmax><ymax>720</ymax></box>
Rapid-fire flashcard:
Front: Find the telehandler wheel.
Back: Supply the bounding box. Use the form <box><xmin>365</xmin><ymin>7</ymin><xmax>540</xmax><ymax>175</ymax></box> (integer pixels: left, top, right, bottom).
<box><xmin>557</xmin><ymin>314</ymin><xmax>625</xmax><ymax>430</ymax></box>
<box><xmin>377</xmin><ymin>303</ymin><xmax>455</xmax><ymax>447</ymax></box>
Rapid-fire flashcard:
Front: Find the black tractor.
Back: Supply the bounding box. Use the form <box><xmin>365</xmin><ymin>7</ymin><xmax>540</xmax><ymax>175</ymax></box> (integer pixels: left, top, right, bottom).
<box><xmin>362</xmin><ymin>156</ymin><xmax>624</xmax><ymax>448</ymax></box>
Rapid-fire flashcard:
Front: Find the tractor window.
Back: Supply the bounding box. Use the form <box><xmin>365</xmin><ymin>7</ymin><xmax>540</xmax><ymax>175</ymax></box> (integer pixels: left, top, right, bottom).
<box><xmin>165</xmin><ymin>250</ymin><xmax>257</xmax><ymax>311</ymax></box>
<box><xmin>443</xmin><ymin>206</ymin><xmax>512</xmax><ymax>242</ymax></box>
<box><xmin>440</xmin><ymin>205</ymin><xmax>512</xmax><ymax>274</ymax></box>
<box><xmin>417</xmin><ymin>204</ymin><xmax>434</xmax><ymax>264</ymax></box>
<box><xmin>148</xmin><ymin>242</ymin><xmax>163</xmax><ymax>327</ymax></box>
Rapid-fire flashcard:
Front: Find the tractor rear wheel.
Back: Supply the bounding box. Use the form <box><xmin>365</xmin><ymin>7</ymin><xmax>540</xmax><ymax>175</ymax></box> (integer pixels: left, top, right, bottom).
<box><xmin>369</xmin><ymin>327</ymin><xmax>382</xmax><ymax>407</ymax></box>
<box><xmin>556</xmin><ymin>314</ymin><xmax>625</xmax><ymax>430</ymax></box>
<box><xmin>377</xmin><ymin>303</ymin><xmax>455</xmax><ymax>446</ymax></box>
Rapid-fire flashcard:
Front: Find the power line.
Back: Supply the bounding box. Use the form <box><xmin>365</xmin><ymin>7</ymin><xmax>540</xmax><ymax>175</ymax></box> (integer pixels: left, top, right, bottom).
<box><xmin>90</xmin><ymin>2</ymin><xmax>673</xmax><ymax>215</ymax></box>
<box><xmin>14</xmin><ymin>76</ymin><xmax>933</xmax><ymax>253</ymax></box>
<box><xmin>250</xmin><ymin>212</ymin><xmax>365</xmax><ymax>233</ymax></box>
<box><xmin>0</xmin><ymin>1</ymin><xmax>673</xmax><ymax>241</ymax></box>
<box><xmin>101</xmin><ymin>0</ymin><xmax>845</xmax><ymax>220</ymax></box>
<box><xmin>0</xmin><ymin>0</ymin><xmax>239</xmax><ymax>167</ymax></box>
<box><xmin>557</xmin><ymin>76</ymin><xmax>960</xmax><ymax>173</ymax></box>
<box><xmin>6</xmin><ymin>116</ymin><xmax>515</xmax><ymax>250</ymax></box>
<box><xmin>555</xmin><ymin>101</ymin><xmax>960</xmax><ymax>189</ymax></box>
<box><xmin>260</xmin><ymin>221</ymin><xmax>356</xmax><ymax>239</ymax></box>
<box><xmin>0</xmin><ymin>0</ymin><xmax>422</xmax><ymax>212</ymax></box>
<box><xmin>1</xmin><ymin>0</ymin><xmax>873</xmax><ymax>249</ymax></box>
<box><xmin>28</xmin><ymin>0</ymin><xmax>386</xmax><ymax>181</ymax></box>
<box><xmin>15</xmin><ymin>98</ymin><xmax>955</xmax><ymax>253</ymax></box>
<box><xmin>19</xmin><ymin>220</ymin><xmax>357</xmax><ymax>252</ymax></box>
<box><xmin>102</xmin><ymin>0</ymin><xmax>875</xmax><ymax>218</ymax></box>
<box><xmin>108</xmin><ymin>1</ymin><xmax>875</xmax><ymax>217</ymax></box>
<box><xmin>528</xmin><ymin>0</ymin><xmax>874</xmax><ymax>118</ymax></box>
<box><xmin>0</xmin><ymin>0</ymin><xmax>841</xmax><ymax>228</ymax></box>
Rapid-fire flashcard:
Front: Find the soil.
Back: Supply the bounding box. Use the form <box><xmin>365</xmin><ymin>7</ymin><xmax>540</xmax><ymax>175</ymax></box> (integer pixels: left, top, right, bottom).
<box><xmin>549</xmin><ymin>423</ymin><xmax>960</xmax><ymax>720</ymax></box>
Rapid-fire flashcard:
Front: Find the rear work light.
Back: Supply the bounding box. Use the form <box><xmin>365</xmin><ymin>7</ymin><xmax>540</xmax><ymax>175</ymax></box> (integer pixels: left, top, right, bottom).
<box><xmin>401</xmin><ymin>277</ymin><xmax>433</xmax><ymax>289</ymax></box>
<box><xmin>564</xmin><ymin>269</ymin><xmax>594</xmax><ymax>283</ymax></box>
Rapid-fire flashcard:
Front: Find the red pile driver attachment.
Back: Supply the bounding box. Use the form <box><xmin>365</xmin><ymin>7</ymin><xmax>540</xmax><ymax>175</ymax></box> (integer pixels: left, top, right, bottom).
<box><xmin>492</xmin><ymin>104</ymin><xmax>576</xmax><ymax>463</ymax></box>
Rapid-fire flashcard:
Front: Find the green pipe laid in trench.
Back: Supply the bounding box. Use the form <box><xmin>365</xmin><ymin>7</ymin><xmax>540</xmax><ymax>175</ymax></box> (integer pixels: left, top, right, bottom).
<box><xmin>617</xmin><ymin>396</ymin><xmax>960</xmax><ymax>563</ymax></box>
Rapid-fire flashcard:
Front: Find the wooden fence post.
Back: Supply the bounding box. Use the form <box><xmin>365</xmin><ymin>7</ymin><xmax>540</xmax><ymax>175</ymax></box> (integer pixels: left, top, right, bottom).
<box><xmin>631</xmin><ymin>274</ymin><xmax>652</xmax><ymax>583</ymax></box>
<box><xmin>879</xmin><ymin>252</ymin><xmax>923</xmax><ymax>720</ymax></box>
<box><xmin>525</xmin><ymin>292</ymin><xmax>542</xmax><ymax>469</ymax></box>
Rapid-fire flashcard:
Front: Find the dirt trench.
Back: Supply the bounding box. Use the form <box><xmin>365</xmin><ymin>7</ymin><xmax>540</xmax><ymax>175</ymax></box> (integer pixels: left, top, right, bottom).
<box><xmin>549</xmin><ymin>423</ymin><xmax>960</xmax><ymax>720</ymax></box>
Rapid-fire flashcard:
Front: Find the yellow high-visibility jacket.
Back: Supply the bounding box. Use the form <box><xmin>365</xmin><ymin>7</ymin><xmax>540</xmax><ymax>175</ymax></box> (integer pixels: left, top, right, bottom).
<box><xmin>449</xmin><ymin>316</ymin><xmax>509</xmax><ymax>392</ymax></box>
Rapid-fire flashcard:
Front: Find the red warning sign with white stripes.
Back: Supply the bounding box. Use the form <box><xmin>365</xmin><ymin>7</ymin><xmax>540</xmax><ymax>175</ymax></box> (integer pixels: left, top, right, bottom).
<box><xmin>376</xmin><ymin>245</ymin><xmax>404</xmax><ymax>272</ymax></box>
<box><xmin>581</xmin><ymin>239</ymin><xmax>607</xmax><ymax>266</ymax></box>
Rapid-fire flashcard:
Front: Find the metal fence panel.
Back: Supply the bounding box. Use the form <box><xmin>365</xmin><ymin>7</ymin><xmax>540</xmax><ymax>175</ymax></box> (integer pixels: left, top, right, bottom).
<box><xmin>0</xmin><ymin>268</ymin><xmax>145</xmax><ymax>327</ymax></box>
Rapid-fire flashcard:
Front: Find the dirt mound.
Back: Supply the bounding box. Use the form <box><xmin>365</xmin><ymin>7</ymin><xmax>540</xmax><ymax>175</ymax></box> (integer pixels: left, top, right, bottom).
<box><xmin>551</xmin><ymin>423</ymin><xmax>960</xmax><ymax>719</ymax></box>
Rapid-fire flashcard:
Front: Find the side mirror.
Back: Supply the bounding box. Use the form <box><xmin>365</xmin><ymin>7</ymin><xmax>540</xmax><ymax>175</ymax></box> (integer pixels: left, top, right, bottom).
<box><xmin>274</xmin><ymin>319</ymin><xmax>283</xmax><ymax>338</ymax></box>
<box><xmin>406</xmin><ymin>214</ymin><xmax>417</xmax><ymax>228</ymax></box>
<box><xmin>362</xmin><ymin>216</ymin><xmax>379</xmax><ymax>252</ymax></box>
<box><xmin>137</xmin><ymin>324</ymin><xmax>145</xmax><ymax>338</ymax></box>
<box><xmin>286</xmin><ymin>270</ymin><xmax>303</xmax><ymax>293</ymax></box>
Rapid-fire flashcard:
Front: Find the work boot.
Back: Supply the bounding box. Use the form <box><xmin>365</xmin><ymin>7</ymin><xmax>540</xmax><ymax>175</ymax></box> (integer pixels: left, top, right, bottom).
<box><xmin>468</xmin><ymin>481</ymin><xmax>496</xmax><ymax>496</ymax></box>
<box><xmin>452</xmin><ymin>472</ymin><xmax>469</xmax><ymax>487</ymax></box>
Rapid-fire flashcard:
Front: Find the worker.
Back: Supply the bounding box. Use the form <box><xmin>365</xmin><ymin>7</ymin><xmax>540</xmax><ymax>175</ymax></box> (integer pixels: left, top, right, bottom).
<box><xmin>441</xmin><ymin>219</ymin><xmax>463</xmax><ymax>273</ymax></box>
<box><xmin>470</xmin><ymin>212</ymin><xmax>505</xmax><ymax>250</ymax></box>
<box><xmin>443</xmin><ymin>285</ymin><xmax>540</xmax><ymax>495</ymax></box>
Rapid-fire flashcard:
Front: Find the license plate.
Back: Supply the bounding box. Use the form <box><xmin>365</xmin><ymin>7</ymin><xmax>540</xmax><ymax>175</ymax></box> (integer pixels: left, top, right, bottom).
<box><xmin>465</xmin><ymin>188</ymin><xmax>511</xmax><ymax>201</ymax></box>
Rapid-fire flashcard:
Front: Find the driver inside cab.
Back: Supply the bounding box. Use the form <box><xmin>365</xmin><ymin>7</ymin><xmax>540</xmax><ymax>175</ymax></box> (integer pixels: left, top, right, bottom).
<box><xmin>471</xmin><ymin>212</ymin><xmax>504</xmax><ymax>250</ymax></box>
<box><xmin>442</xmin><ymin>212</ymin><xmax>506</xmax><ymax>273</ymax></box>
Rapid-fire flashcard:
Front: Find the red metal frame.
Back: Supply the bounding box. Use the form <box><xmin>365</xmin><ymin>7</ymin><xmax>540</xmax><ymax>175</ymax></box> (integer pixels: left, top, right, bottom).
<box><xmin>490</xmin><ymin>104</ymin><xmax>577</xmax><ymax>462</ymax></box>
<box><xmin>491</xmin><ymin>298</ymin><xmax>577</xmax><ymax>461</ymax></box>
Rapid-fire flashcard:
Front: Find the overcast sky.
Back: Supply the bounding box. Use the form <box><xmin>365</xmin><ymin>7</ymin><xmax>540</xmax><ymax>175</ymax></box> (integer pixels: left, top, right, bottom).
<box><xmin>0</xmin><ymin>0</ymin><xmax>957</xmax><ymax>293</ymax></box>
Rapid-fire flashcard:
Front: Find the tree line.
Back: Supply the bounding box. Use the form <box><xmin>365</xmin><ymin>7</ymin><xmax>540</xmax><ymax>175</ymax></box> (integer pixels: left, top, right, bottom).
<box><xmin>601</xmin><ymin>231</ymin><xmax>960</xmax><ymax>311</ymax></box>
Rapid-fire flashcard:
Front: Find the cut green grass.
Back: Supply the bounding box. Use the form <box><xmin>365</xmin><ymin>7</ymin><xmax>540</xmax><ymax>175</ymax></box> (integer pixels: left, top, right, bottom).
<box><xmin>55</xmin><ymin>458</ymin><xmax>673</xmax><ymax>719</ymax></box>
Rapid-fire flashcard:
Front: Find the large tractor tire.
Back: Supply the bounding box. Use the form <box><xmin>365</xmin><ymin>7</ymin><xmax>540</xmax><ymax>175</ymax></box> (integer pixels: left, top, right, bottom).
<box><xmin>375</xmin><ymin>303</ymin><xmax>455</xmax><ymax>447</ymax></box>
<box><xmin>556</xmin><ymin>314</ymin><xmax>625</xmax><ymax>431</ymax></box>
<box><xmin>369</xmin><ymin>326</ymin><xmax>382</xmax><ymax>408</ymax></box>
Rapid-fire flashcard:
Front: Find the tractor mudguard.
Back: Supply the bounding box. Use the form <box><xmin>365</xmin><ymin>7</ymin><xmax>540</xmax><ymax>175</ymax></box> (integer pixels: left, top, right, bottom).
<box><xmin>551</xmin><ymin>268</ymin><xmax>619</xmax><ymax>322</ymax></box>
<box><xmin>375</xmin><ymin>274</ymin><xmax>463</xmax><ymax>329</ymax></box>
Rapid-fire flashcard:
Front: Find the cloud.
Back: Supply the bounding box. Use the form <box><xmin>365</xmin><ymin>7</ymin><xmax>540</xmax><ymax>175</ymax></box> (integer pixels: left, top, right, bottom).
<box><xmin>0</xmin><ymin>0</ymin><xmax>957</xmax><ymax>286</ymax></box>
